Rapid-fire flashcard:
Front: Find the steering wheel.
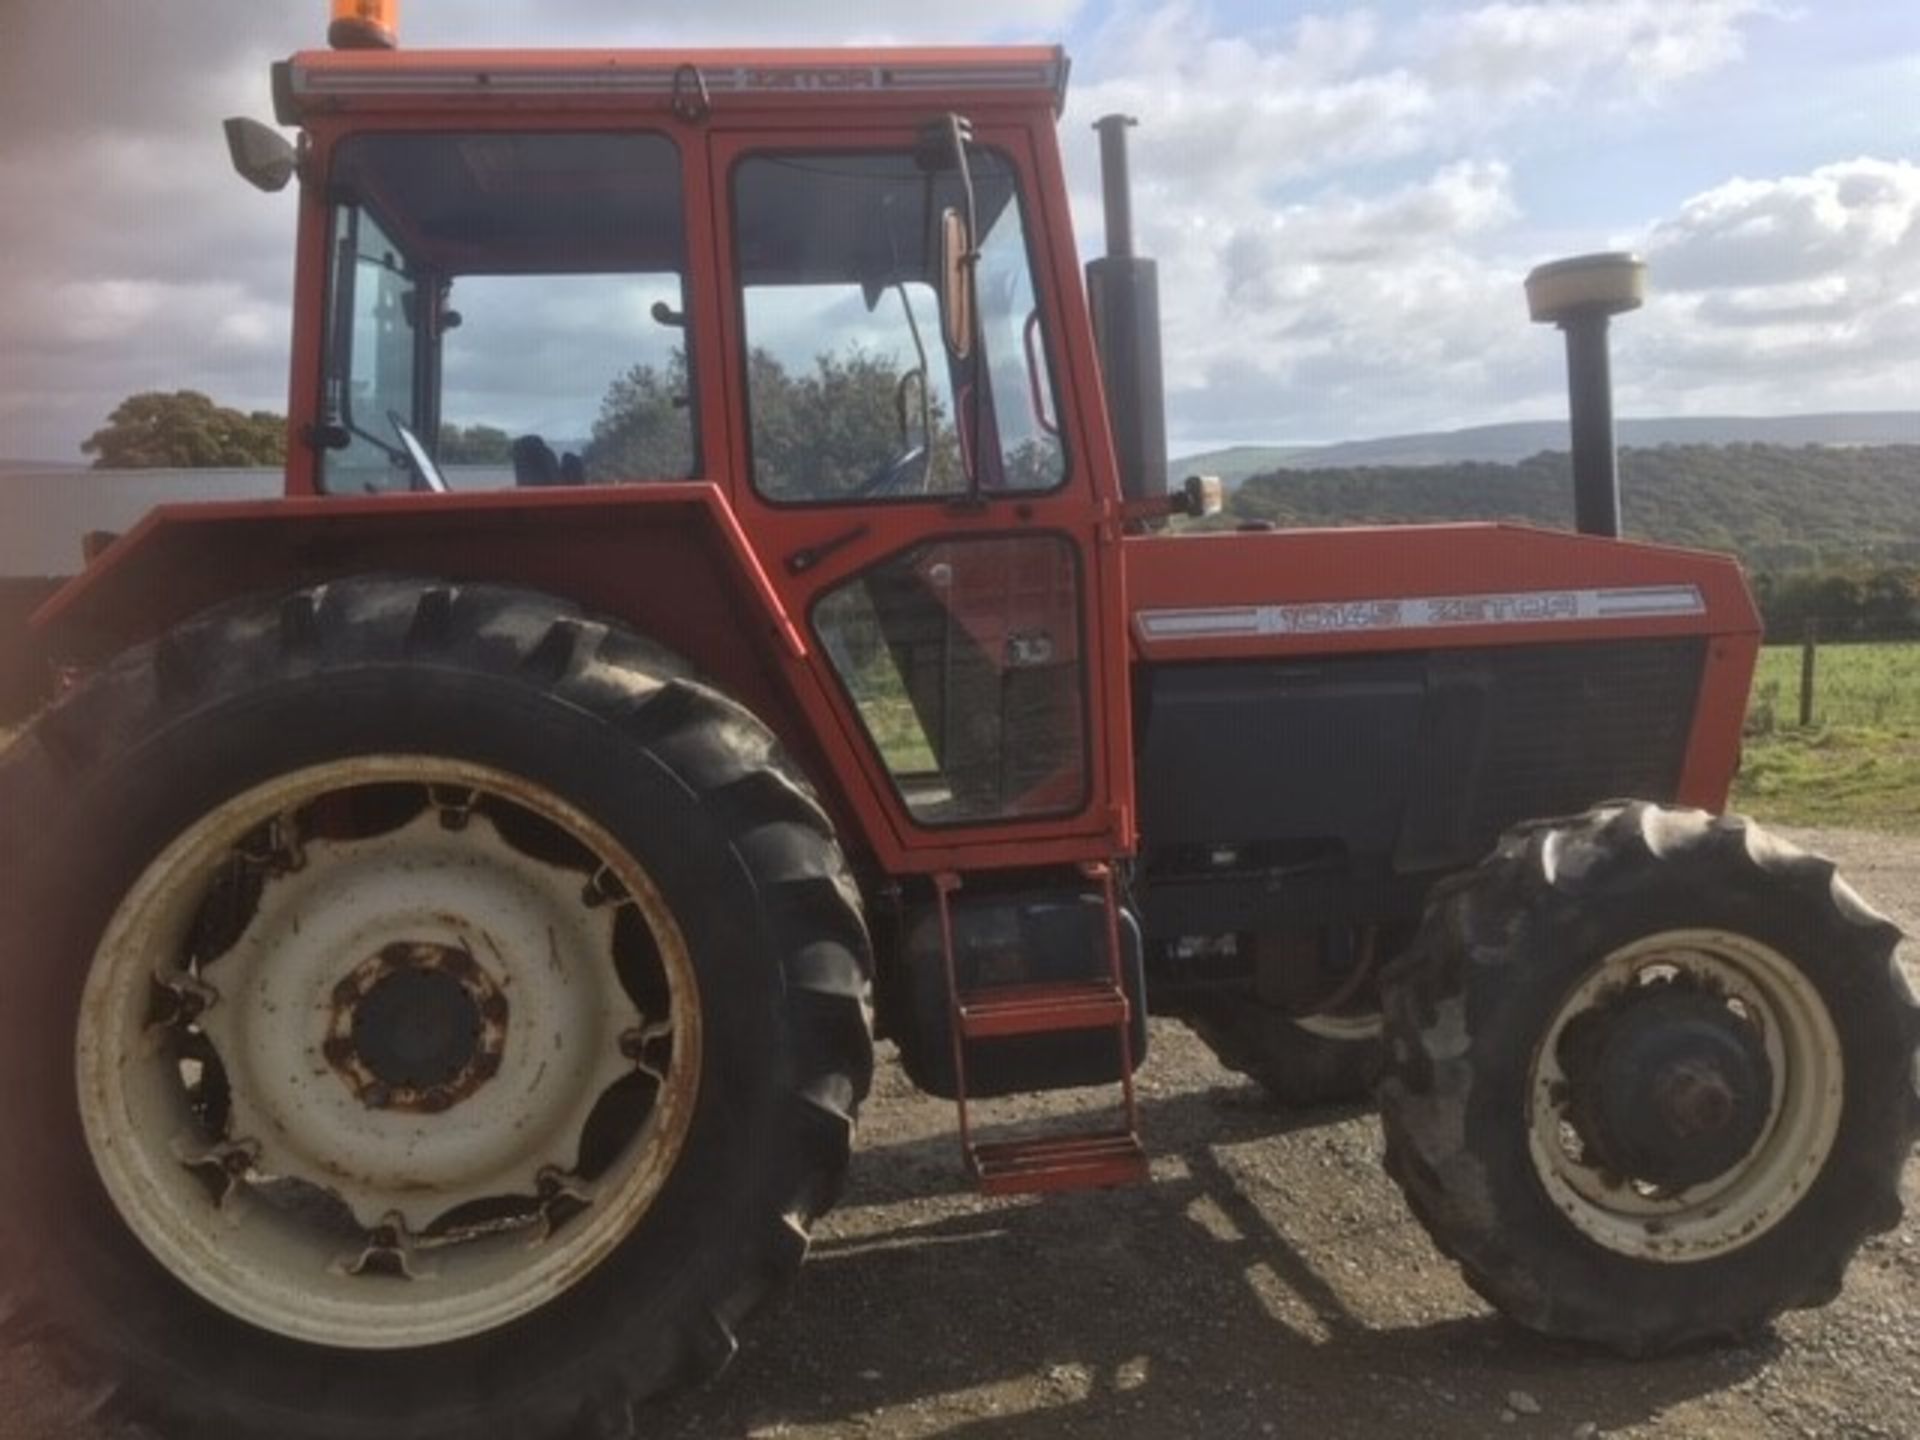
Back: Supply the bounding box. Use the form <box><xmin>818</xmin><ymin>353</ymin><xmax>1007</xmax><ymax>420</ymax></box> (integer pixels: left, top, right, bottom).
<box><xmin>388</xmin><ymin>411</ymin><xmax>449</xmax><ymax>494</ymax></box>
<box><xmin>853</xmin><ymin>444</ymin><xmax>929</xmax><ymax>498</ymax></box>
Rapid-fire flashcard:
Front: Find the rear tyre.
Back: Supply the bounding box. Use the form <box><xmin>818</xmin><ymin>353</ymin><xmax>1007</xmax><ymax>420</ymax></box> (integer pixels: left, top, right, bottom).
<box><xmin>1180</xmin><ymin>997</ymin><xmax>1382</xmax><ymax>1107</ymax></box>
<box><xmin>1181</xmin><ymin>928</ymin><xmax>1386</xmax><ymax>1106</ymax></box>
<box><xmin>0</xmin><ymin>577</ymin><xmax>873</xmax><ymax>1440</ymax></box>
<box><xmin>1378</xmin><ymin>803</ymin><xmax>1919</xmax><ymax>1354</ymax></box>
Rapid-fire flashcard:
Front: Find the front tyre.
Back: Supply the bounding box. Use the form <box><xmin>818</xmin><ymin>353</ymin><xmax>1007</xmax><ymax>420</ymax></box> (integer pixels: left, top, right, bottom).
<box><xmin>0</xmin><ymin>578</ymin><xmax>873</xmax><ymax>1440</ymax></box>
<box><xmin>1378</xmin><ymin>804</ymin><xmax>1919</xmax><ymax>1354</ymax></box>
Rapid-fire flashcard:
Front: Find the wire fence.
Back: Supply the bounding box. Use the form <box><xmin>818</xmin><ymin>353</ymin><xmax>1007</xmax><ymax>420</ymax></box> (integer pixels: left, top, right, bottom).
<box><xmin>1749</xmin><ymin>619</ymin><xmax>1920</xmax><ymax>736</ymax></box>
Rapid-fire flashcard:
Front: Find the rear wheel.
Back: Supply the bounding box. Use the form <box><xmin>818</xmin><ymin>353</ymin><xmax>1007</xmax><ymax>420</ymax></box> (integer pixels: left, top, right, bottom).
<box><xmin>1181</xmin><ymin>927</ymin><xmax>1386</xmax><ymax>1106</ymax></box>
<box><xmin>0</xmin><ymin>578</ymin><xmax>873</xmax><ymax>1440</ymax></box>
<box><xmin>1378</xmin><ymin>804</ymin><xmax>1919</xmax><ymax>1353</ymax></box>
<box><xmin>1180</xmin><ymin>998</ymin><xmax>1382</xmax><ymax>1107</ymax></box>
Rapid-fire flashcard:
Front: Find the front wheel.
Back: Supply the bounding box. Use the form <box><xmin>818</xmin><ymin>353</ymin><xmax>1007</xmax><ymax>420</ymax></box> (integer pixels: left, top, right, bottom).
<box><xmin>1378</xmin><ymin>803</ymin><xmax>1919</xmax><ymax>1354</ymax></box>
<box><xmin>0</xmin><ymin>578</ymin><xmax>873</xmax><ymax>1440</ymax></box>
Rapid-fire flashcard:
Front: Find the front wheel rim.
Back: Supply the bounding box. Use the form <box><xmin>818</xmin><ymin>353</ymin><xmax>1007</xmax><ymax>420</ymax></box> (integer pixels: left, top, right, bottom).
<box><xmin>76</xmin><ymin>757</ymin><xmax>703</xmax><ymax>1349</ymax></box>
<box><xmin>1526</xmin><ymin>928</ymin><xmax>1843</xmax><ymax>1263</ymax></box>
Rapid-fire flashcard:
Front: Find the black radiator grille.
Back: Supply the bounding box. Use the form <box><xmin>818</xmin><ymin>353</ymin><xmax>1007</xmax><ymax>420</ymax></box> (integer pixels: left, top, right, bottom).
<box><xmin>1138</xmin><ymin>636</ymin><xmax>1708</xmax><ymax>879</ymax></box>
<box><xmin>1404</xmin><ymin>636</ymin><xmax>1705</xmax><ymax>867</ymax></box>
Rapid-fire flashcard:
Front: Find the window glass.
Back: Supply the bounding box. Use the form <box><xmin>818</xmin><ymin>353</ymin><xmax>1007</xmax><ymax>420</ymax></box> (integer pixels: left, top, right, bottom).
<box><xmin>324</xmin><ymin>207</ymin><xmax>420</xmax><ymax>492</ymax></box>
<box><xmin>733</xmin><ymin>150</ymin><xmax>1065</xmax><ymax>503</ymax></box>
<box><xmin>321</xmin><ymin>133</ymin><xmax>692</xmax><ymax>493</ymax></box>
<box><xmin>976</xmin><ymin>206</ymin><xmax>1065</xmax><ymax>491</ymax></box>
<box><xmin>814</xmin><ymin>535</ymin><xmax>1088</xmax><ymax>824</ymax></box>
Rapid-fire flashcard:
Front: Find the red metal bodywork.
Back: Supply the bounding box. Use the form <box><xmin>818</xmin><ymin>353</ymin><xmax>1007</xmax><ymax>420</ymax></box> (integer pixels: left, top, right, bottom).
<box><xmin>28</xmin><ymin>43</ymin><xmax>1762</xmax><ymax>877</ymax></box>
<box><xmin>1125</xmin><ymin>524</ymin><xmax>1760</xmax><ymax>811</ymax></box>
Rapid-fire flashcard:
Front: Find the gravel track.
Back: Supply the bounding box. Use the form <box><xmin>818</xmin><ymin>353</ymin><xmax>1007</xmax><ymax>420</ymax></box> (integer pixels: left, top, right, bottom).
<box><xmin>4</xmin><ymin>825</ymin><xmax>1915</xmax><ymax>1440</ymax></box>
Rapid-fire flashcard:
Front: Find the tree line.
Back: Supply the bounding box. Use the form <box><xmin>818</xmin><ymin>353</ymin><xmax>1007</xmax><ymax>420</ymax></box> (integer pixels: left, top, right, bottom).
<box><xmin>1750</xmin><ymin>566</ymin><xmax>1920</xmax><ymax>642</ymax></box>
<box><xmin>1224</xmin><ymin>443</ymin><xmax>1920</xmax><ymax>640</ymax></box>
<box><xmin>74</xmin><ymin>391</ymin><xmax>1918</xmax><ymax>639</ymax></box>
<box><xmin>77</xmin><ymin>347</ymin><xmax>952</xmax><ymax>501</ymax></box>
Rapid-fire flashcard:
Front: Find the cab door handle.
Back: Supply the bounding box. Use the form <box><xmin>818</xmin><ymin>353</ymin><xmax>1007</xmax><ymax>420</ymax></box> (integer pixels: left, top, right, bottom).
<box><xmin>786</xmin><ymin>524</ymin><xmax>870</xmax><ymax>575</ymax></box>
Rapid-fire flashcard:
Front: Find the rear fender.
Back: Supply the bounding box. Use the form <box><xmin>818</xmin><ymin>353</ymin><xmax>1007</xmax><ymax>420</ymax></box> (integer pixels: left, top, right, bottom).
<box><xmin>23</xmin><ymin>484</ymin><xmax>860</xmax><ymax>832</ymax></box>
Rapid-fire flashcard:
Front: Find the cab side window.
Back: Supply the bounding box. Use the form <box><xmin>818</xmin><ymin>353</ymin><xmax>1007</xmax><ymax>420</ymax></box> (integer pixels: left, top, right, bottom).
<box><xmin>321</xmin><ymin>132</ymin><xmax>693</xmax><ymax>493</ymax></box>
<box><xmin>731</xmin><ymin>149</ymin><xmax>1065</xmax><ymax>504</ymax></box>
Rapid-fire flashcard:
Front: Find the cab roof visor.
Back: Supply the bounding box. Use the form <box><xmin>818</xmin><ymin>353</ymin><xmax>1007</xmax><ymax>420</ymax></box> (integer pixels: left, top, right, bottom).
<box><xmin>279</xmin><ymin>47</ymin><xmax>1071</xmax><ymax>119</ymax></box>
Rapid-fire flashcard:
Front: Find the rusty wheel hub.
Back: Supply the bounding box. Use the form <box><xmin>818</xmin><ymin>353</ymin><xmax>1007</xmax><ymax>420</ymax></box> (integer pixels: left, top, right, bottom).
<box><xmin>75</xmin><ymin>758</ymin><xmax>703</xmax><ymax>1349</ymax></box>
<box><xmin>1527</xmin><ymin>928</ymin><xmax>1843</xmax><ymax>1262</ymax></box>
<box><xmin>1565</xmin><ymin>986</ymin><xmax>1774</xmax><ymax>1193</ymax></box>
<box><xmin>326</xmin><ymin>942</ymin><xmax>509</xmax><ymax>1113</ymax></box>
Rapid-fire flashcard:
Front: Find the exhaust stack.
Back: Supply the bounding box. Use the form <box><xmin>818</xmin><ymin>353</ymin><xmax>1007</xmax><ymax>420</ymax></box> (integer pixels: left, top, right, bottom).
<box><xmin>1525</xmin><ymin>252</ymin><xmax>1646</xmax><ymax>539</ymax></box>
<box><xmin>1087</xmin><ymin>115</ymin><xmax>1168</xmax><ymax>503</ymax></box>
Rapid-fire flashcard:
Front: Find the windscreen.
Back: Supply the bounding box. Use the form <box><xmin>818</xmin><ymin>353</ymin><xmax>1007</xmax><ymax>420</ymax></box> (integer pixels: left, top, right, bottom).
<box><xmin>319</xmin><ymin>132</ymin><xmax>694</xmax><ymax>494</ymax></box>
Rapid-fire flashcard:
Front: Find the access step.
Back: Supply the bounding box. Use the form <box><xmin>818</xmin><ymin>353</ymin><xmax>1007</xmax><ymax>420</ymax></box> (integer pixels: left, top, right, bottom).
<box><xmin>970</xmin><ymin>1130</ymin><xmax>1149</xmax><ymax>1196</ymax></box>
<box><xmin>956</xmin><ymin>981</ymin><xmax>1129</xmax><ymax>1041</ymax></box>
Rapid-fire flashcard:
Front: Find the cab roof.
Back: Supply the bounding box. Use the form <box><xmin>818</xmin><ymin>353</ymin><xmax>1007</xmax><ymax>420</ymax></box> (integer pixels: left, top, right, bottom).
<box><xmin>278</xmin><ymin>46</ymin><xmax>1071</xmax><ymax>123</ymax></box>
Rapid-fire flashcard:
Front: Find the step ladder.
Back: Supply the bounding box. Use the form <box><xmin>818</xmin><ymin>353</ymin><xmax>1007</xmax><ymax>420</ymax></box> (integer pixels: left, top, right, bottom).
<box><xmin>935</xmin><ymin>864</ymin><xmax>1149</xmax><ymax>1196</ymax></box>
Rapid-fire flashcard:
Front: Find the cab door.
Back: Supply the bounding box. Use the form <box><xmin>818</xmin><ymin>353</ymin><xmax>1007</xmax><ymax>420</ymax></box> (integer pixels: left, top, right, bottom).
<box><xmin>709</xmin><ymin>124</ymin><xmax>1132</xmax><ymax>871</ymax></box>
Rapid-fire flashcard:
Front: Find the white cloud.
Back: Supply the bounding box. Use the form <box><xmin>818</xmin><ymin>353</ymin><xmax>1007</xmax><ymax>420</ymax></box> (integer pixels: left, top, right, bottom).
<box><xmin>1068</xmin><ymin>0</ymin><xmax>1771</xmax><ymax>216</ymax></box>
<box><xmin>1058</xmin><ymin>1</ymin><xmax>1915</xmax><ymax>446</ymax></box>
<box><xmin>1423</xmin><ymin>0</ymin><xmax>1763</xmax><ymax>101</ymax></box>
<box><xmin>1623</xmin><ymin>158</ymin><xmax>1920</xmax><ymax>414</ymax></box>
<box><xmin>1065</xmin><ymin>1</ymin><xmax>1779</xmax><ymax>444</ymax></box>
<box><xmin>1649</xmin><ymin>157</ymin><xmax>1920</xmax><ymax>291</ymax></box>
<box><xmin>0</xmin><ymin>0</ymin><xmax>1909</xmax><ymax>464</ymax></box>
<box><xmin>426</xmin><ymin>0</ymin><xmax>1084</xmax><ymax>47</ymax></box>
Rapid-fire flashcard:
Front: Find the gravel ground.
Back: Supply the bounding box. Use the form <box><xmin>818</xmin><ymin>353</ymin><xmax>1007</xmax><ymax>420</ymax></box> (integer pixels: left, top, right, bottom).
<box><xmin>3</xmin><ymin>825</ymin><xmax>1915</xmax><ymax>1440</ymax></box>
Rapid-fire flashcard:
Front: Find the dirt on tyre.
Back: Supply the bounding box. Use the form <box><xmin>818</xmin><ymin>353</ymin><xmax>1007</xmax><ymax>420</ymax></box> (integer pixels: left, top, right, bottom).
<box><xmin>0</xmin><ymin>577</ymin><xmax>873</xmax><ymax>1440</ymax></box>
<box><xmin>1377</xmin><ymin>802</ymin><xmax>1920</xmax><ymax>1355</ymax></box>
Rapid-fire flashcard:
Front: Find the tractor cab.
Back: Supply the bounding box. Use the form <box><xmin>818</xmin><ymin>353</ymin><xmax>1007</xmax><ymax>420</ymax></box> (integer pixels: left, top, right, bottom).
<box><xmin>233</xmin><ymin>41</ymin><xmax>1141</xmax><ymax>866</ymax></box>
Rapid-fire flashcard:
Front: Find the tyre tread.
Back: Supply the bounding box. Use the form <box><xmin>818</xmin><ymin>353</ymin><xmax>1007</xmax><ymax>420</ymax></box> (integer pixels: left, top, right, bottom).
<box><xmin>1379</xmin><ymin>802</ymin><xmax>1918</xmax><ymax>1355</ymax></box>
<box><xmin>0</xmin><ymin>575</ymin><xmax>873</xmax><ymax>1440</ymax></box>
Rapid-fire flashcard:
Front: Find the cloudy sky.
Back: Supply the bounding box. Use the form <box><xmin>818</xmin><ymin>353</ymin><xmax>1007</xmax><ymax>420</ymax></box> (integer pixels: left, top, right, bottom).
<box><xmin>1</xmin><ymin>0</ymin><xmax>1915</xmax><ymax>461</ymax></box>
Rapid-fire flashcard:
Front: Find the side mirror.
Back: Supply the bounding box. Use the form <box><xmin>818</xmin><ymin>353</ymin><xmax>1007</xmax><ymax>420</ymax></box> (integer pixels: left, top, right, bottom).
<box><xmin>939</xmin><ymin>207</ymin><xmax>975</xmax><ymax>360</ymax></box>
<box><xmin>1179</xmin><ymin>474</ymin><xmax>1224</xmax><ymax>518</ymax></box>
<box><xmin>224</xmin><ymin>118</ymin><xmax>297</xmax><ymax>193</ymax></box>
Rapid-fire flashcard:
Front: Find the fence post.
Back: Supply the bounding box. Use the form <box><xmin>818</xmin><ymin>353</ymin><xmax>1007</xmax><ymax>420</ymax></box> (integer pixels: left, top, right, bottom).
<box><xmin>1799</xmin><ymin>617</ymin><xmax>1819</xmax><ymax>728</ymax></box>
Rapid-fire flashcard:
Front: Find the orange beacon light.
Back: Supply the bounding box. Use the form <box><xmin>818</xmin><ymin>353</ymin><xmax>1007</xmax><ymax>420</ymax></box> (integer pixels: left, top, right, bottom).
<box><xmin>329</xmin><ymin>0</ymin><xmax>399</xmax><ymax>50</ymax></box>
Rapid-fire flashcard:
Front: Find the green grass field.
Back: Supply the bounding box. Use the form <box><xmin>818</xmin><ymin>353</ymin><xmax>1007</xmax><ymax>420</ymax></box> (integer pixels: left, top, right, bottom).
<box><xmin>1734</xmin><ymin>641</ymin><xmax>1920</xmax><ymax>833</ymax></box>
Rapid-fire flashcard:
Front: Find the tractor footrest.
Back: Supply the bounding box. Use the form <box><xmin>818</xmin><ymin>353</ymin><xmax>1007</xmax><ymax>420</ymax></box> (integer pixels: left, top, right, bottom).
<box><xmin>957</xmin><ymin>981</ymin><xmax>1128</xmax><ymax>1041</ymax></box>
<box><xmin>970</xmin><ymin>1130</ymin><xmax>1148</xmax><ymax>1196</ymax></box>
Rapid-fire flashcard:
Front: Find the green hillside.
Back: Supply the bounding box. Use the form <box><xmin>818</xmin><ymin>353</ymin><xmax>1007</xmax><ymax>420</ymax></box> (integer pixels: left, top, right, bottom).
<box><xmin>1226</xmin><ymin>443</ymin><xmax>1920</xmax><ymax>571</ymax></box>
<box><xmin>1177</xmin><ymin>411</ymin><xmax>1918</xmax><ymax>476</ymax></box>
<box><xmin>1171</xmin><ymin>444</ymin><xmax>1319</xmax><ymax>486</ymax></box>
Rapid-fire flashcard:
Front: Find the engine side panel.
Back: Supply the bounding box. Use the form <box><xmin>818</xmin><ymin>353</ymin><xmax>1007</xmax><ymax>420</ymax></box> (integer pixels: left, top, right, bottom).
<box><xmin>1125</xmin><ymin>522</ymin><xmax>1759</xmax><ymax>811</ymax></box>
<box><xmin>1125</xmin><ymin>523</ymin><xmax>1751</xmax><ymax>946</ymax></box>
<box><xmin>1138</xmin><ymin>636</ymin><xmax>1701</xmax><ymax>879</ymax></box>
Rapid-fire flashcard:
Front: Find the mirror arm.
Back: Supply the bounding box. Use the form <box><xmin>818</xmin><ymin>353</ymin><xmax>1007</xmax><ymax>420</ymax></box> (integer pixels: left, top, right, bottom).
<box><xmin>894</xmin><ymin>282</ymin><xmax>935</xmax><ymax>454</ymax></box>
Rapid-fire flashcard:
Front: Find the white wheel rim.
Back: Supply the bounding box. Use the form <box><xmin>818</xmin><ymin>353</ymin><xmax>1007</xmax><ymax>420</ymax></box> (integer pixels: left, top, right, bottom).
<box><xmin>1295</xmin><ymin>1009</ymin><xmax>1384</xmax><ymax>1043</ymax></box>
<box><xmin>1526</xmin><ymin>928</ymin><xmax>1843</xmax><ymax>1263</ymax></box>
<box><xmin>76</xmin><ymin>757</ymin><xmax>702</xmax><ymax>1349</ymax></box>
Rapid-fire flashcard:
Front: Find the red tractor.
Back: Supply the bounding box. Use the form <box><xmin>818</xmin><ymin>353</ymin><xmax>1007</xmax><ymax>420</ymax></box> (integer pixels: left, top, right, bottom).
<box><xmin>2</xmin><ymin>7</ymin><xmax>1914</xmax><ymax>1438</ymax></box>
